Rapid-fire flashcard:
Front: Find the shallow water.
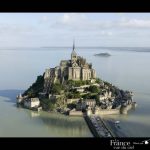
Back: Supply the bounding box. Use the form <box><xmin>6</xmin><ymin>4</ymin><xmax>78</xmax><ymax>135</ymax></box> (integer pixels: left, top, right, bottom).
<box><xmin>103</xmin><ymin>92</ymin><xmax>150</xmax><ymax>137</ymax></box>
<box><xmin>0</xmin><ymin>47</ymin><xmax>150</xmax><ymax>137</ymax></box>
<box><xmin>0</xmin><ymin>95</ymin><xmax>92</xmax><ymax>137</ymax></box>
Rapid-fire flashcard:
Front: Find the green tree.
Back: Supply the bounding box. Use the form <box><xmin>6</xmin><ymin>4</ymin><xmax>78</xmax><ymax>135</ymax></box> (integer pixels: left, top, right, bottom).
<box><xmin>88</xmin><ymin>85</ymin><xmax>100</xmax><ymax>93</ymax></box>
<box><xmin>95</xmin><ymin>78</ymin><xmax>101</xmax><ymax>84</ymax></box>
<box><xmin>48</xmin><ymin>102</ymin><xmax>55</xmax><ymax>111</ymax></box>
<box><xmin>82</xmin><ymin>93</ymin><xmax>91</xmax><ymax>99</ymax></box>
<box><xmin>67</xmin><ymin>93</ymin><xmax>74</xmax><ymax>99</ymax></box>
<box><xmin>67</xmin><ymin>103</ymin><xmax>76</xmax><ymax>109</ymax></box>
<box><xmin>51</xmin><ymin>83</ymin><xmax>63</xmax><ymax>94</ymax></box>
<box><xmin>23</xmin><ymin>75</ymin><xmax>44</xmax><ymax>97</ymax></box>
<box><xmin>86</xmin><ymin>80</ymin><xmax>91</xmax><ymax>85</ymax></box>
<box><xmin>73</xmin><ymin>92</ymin><xmax>81</xmax><ymax>98</ymax></box>
<box><xmin>40</xmin><ymin>98</ymin><xmax>56</xmax><ymax>111</ymax></box>
<box><xmin>92</xmin><ymin>95</ymin><xmax>100</xmax><ymax>105</ymax></box>
<box><xmin>66</xmin><ymin>80</ymin><xmax>90</xmax><ymax>88</ymax></box>
<box><xmin>104</xmin><ymin>81</ymin><xmax>111</xmax><ymax>87</ymax></box>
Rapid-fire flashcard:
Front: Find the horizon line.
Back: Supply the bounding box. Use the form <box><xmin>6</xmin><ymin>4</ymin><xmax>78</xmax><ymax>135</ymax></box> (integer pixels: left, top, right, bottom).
<box><xmin>0</xmin><ymin>46</ymin><xmax>150</xmax><ymax>48</ymax></box>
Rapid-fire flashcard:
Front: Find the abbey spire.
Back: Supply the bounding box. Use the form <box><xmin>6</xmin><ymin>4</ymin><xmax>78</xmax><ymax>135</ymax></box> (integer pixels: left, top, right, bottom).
<box><xmin>73</xmin><ymin>39</ymin><xmax>75</xmax><ymax>51</ymax></box>
<box><xmin>71</xmin><ymin>40</ymin><xmax>77</xmax><ymax>61</ymax></box>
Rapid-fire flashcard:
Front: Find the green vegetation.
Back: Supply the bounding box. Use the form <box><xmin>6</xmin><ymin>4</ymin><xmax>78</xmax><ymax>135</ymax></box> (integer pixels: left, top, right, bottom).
<box><xmin>110</xmin><ymin>87</ymin><xmax>119</xmax><ymax>97</ymax></box>
<box><xmin>51</xmin><ymin>83</ymin><xmax>64</xmax><ymax>95</ymax></box>
<box><xmin>66</xmin><ymin>80</ymin><xmax>91</xmax><ymax>87</ymax></box>
<box><xmin>40</xmin><ymin>96</ymin><xmax>66</xmax><ymax>111</ymax></box>
<box><xmin>23</xmin><ymin>73</ymin><xmax>118</xmax><ymax>111</ymax></box>
<box><xmin>40</xmin><ymin>98</ymin><xmax>56</xmax><ymax>111</ymax></box>
<box><xmin>104</xmin><ymin>81</ymin><xmax>112</xmax><ymax>87</ymax></box>
<box><xmin>82</xmin><ymin>93</ymin><xmax>98</xmax><ymax>99</ymax></box>
<box><xmin>67</xmin><ymin>103</ymin><xmax>76</xmax><ymax>109</ymax></box>
<box><xmin>67</xmin><ymin>91</ymin><xmax>81</xmax><ymax>99</ymax></box>
<box><xmin>88</xmin><ymin>85</ymin><xmax>100</xmax><ymax>93</ymax></box>
<box><xmin>23</xmin><ymin>75</ymin><xmax>44</xmax><ymax>97</ymax></box>
<box><xmin>82</xmin><ymin>93</ymin><xmax>91</xmax><ymax>99</ymax></box>
<box><xmin>93</xmin><ymin>95</ymin><xmax>100</xmax><ymax>105</ymax></box>
<box><xmin>103</xmin><ymin>81</ymin><xmax>118</xmax><ymax>96</ymax></box>
<box><xmin>56</xmin><ymin>96</ymin><xmax>66</xmax><ymax>107</ymax></box>
<box><xmin>95</xmin><ymin>78</ymin><xmax>102</xmax><ymax>84</ymax></box>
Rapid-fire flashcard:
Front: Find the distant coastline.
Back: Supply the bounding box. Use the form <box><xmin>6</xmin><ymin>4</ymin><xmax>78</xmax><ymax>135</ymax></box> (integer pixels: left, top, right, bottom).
<box><xmin>1</xmin><ymin>47</ymin><xmax>150</xmax><ymax>53</ymax></box>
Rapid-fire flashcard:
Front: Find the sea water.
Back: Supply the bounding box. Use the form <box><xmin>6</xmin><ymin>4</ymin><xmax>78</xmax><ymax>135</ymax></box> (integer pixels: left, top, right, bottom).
<box><xmin>0</xmin><ymin>47</ymin><xmax>150</xmax><ymax>137</ymax></box>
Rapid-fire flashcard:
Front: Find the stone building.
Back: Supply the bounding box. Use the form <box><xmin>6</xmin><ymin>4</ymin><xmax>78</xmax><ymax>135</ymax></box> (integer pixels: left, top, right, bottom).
<box><xmin>16</xmin><ymin>93</ymin><xmax>23</xmax><ymax>103</ymax></box>
<box><xmin>43</xmin><ymin>41</ymin><xmax>96</xmax><ymax>93</ymax></box>
<box><xmin>24</xmin><ymin>98</ymin><xmax>40</xmax><ymax>108</ymax></box>
<box><xmin>99</xmin><ymin>91</ymin><xmax>112</xmax><ymax>101</ymax></box>
<box><xmin>83</xmin><ymin>99</ymin><xmax>96</xmax><ymax>108</ymax></box>
<box><xmin>76</xmin><ymin>99</ymin><xmax>96</xmax><ymax>110</ymax></box>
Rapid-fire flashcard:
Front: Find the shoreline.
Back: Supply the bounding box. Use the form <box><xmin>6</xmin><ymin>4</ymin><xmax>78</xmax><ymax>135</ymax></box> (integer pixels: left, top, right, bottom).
<box><xmin>17</xmin><ymin>103</ymin><xmax>130</xmax><ymax>138</ymax></box>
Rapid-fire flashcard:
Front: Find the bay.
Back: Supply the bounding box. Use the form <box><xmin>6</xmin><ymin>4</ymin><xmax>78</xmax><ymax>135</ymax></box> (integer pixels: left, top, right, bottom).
<box><xmin>0</xmin><ymin>47</ymin><xmax>150</xmax><ymax>137</ymax></box>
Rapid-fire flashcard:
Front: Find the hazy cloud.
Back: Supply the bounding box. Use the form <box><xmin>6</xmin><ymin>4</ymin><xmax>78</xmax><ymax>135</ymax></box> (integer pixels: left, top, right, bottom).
<box><xmin>0</xmin><ymin>23</ymin><xmax>36</xmax><ymax>36</ymax></box>
<box><xmin>51</xmin><ymin>13</ymin><xmax>150</xmax><ymax>30</ymax></box>
<box><xmin>118</xmin><ymin>18</ymin><xmax>150</xmax><ymax>28</ymax></box>
<box><xmin>0</xmin><ymin>13</ymin><xmax>150</xmax><ymax>47</ymax></box>
<box><xmin>39</xmin><ymin>15</ymin><xmax>49</xmax><ymax>23</ymax></box>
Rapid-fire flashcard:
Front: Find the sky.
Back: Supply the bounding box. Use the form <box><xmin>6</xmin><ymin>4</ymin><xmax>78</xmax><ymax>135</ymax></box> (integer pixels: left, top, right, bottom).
<box><xmin>1</xmin><ymin>13</ymin><xmax>150</xmax><ymax>47</ymax></box>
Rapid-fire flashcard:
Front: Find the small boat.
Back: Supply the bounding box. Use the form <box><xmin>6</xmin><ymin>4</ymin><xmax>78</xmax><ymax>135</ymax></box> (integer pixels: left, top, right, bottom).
<box><xmin>115</xmin><ymin>121</ymin><xmax>120</xmax><ymax>124</ymax></box>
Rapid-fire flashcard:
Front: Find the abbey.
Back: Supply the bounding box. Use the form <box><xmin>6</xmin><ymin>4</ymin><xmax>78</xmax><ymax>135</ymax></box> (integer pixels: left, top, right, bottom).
<box><xmin>44</xmin><ymin>42</ymin><xmax>96</xmax><ymax>92</ymax></box>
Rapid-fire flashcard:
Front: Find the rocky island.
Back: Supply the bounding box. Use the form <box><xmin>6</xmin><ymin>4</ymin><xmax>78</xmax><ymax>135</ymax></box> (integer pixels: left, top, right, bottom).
<box><xmin>17</xmin><ymin>43</ymin><xmax>137</xmax><ymax>117</ymax></box>
<box><xmin>94</xmin><ymin>52</ymin><xmax>111</xmax><ymax>57</ymax></box>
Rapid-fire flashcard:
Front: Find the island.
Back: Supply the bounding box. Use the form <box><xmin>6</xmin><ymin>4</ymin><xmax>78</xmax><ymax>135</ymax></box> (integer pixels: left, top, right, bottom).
<box><xmin>94</xmin><ymin>52</ymin><xmax>111</xmax><ymax>57</ymax></box>
<box><xmin>17</xmin><ymin>42</ymin><xmax>136</xmax><ymax>115</ymax></box>
<box><xmin>16</xmin><ymin>42</ymin><xmax>137</xmax><ymax>137</ymax></box>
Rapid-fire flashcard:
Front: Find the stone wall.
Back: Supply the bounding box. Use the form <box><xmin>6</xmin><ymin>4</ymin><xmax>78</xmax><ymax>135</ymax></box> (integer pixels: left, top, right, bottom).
<box><xmin>67</xmin><ymin>98</ymin><xmax>79</xmax><ymax>104</ymax></box>
<box><xmin>68</xmin><ymin>67</ymin><xmax>73</xmax><ymax>80</ymax></box>
<box><xmin>82</xmin><ymin>68</ymin><xmax>91</xmax><ymax>80</ymax></box>
<box><xmin>95</xmin><ymin>102</ymin><xmax>137</xmax><ymax>115</ymax></box>
<box><xmin>91</xmin><ymin>69</ymin><xmax>96</xmax><ymax>79</ymax></box>
<box><xmin>69</xmin><ymin>111</ymin><xmax>83</xmax><ymax>116</ymax></box>
<box><xmin>120</xmin><ymin>103</ymin><xmax>132</xmax><ymax>114</ymax></box>
<box><xmin>73</xmin><ymin>67</ymin><xmax>81</xmax><ymax>80</ymax></box>
<box><xmin>95</xmin><ymin>109</ymin><xmax>120</xmax><ymax>115</ymax></box>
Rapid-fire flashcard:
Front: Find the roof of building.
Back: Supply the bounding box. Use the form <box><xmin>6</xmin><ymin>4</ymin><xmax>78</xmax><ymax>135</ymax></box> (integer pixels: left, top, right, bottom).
<box><xmin>71</xmin><ymin>40</ymin><xmax>77</xmax><ymax>56</ymax></box>
<box><xmin>72</xmin><ymin>49</ymin><xmax>77</xmax><ymax>56</ymax></box>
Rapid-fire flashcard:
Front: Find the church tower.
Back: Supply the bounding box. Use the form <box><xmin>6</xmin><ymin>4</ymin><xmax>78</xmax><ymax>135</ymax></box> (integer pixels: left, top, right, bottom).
<box><xmin>71</xmin><ymin>40</ymin><xmax>77</xmax><ymax>62</ymax></box>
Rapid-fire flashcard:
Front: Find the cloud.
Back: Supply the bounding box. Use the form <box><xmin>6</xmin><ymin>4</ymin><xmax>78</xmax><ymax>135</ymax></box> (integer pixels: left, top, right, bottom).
<box><xmin>52</xmin><ymin>13</ymin><xmax>88</xmax><ymax>30</ymax></box>
<box><xmin>0</xmin><ymin>23</ymin><xmax>40</xmax><ymax>47</ymax></box>
<box><xmin>100</xmin><ymin>31</ymin><xmax>113</xmax><ymax>36</ymax></box>
<box><xmin>42</xmin><ymin>16</ymin><xmax>49</xmax><ymax>22</ymax></box>
<box><xmin>39</xmin><ymin>15</ymin><xmax>49</xmax><ymax>23</ymax></box>
<box><xmin>1</xmin><ymin>13</ymin><xmax>150</xmax><ymax>47</ymax></box>
<box><xmin>61</xmin><ymin>13</ymin><xmax>87</xmax><ymax>25</ymax></box>
<box><xmin>0</xmin><ymin>23</ymin><xmax>36</xmax><ymax>36</ymax></box>
<box><xmin>51</xmin><ymin>13</ymin><xmax>150</xmax><ymax>31</ymax></box>
<box><xmin>54</xmin><ymin>13</ymin><xmax>114</xmax><ymax>30</ymax></box>
<box><xmin>118</xmin><ymin>18</ymin><xmax>150</xmax><ymax>28</ymax></box>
